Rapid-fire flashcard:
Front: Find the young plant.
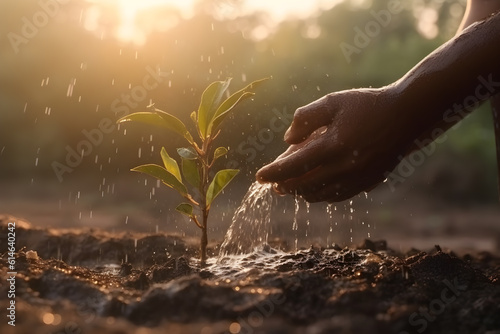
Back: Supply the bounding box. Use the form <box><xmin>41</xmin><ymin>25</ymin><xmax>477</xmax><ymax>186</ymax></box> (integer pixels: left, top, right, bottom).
<box><xmin>117</xmin><ymin>78</ymin><xmax>268</xmax><ymax>266</ymax></box>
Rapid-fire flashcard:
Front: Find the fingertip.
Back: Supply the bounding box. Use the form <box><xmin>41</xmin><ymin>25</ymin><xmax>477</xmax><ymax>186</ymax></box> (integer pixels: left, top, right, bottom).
<box><xmin>283</xmin><ymin>127</ymin><xmax>292</xmax><ymax>142</ymax></box>
<box><xmin>265</xmin><ymin>182</ymin><xmax>291</xmax><ymax>197</ymax></box>
<box><xmin>255</xmin><ymin>165</ymin><xmax>274</xmax><ymax>183</ymax></box>
<box><xmin>255</xmin><ymin>170</ymin><xmax>266</xmax><ymax>183</ymax></box>
<box><xmin>255</xmin><ymin>174</ymin><xmax>267</xmax><ymax>184</ymax></box>
<box><xmin>284</xmin><ymin>126</ymin><xmax>306</xmax><ymax>145</ymax></box>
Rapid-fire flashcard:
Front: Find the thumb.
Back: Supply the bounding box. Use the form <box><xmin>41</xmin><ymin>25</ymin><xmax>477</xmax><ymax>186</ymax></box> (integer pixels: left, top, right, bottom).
<box><xmin>284</xmin><ymin>94</ymin><xmax>337</xmax><ymax>144</ymax></box>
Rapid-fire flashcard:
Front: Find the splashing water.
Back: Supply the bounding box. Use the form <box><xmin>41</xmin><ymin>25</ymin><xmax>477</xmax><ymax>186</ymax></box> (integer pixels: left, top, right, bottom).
<box><xmin>218</xmin><ymin>182</ymin><xmax>273</xmax><ymax>258</ymax></box>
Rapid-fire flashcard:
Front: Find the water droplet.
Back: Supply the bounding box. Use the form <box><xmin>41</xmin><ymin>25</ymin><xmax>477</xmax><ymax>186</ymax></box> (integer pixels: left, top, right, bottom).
<box><xmin>66</xmin><ymin>78</ymin><xmax>76</xmax><ymax>97</ymax></box>
<box><xmin>292</xmin><ymin>193</ymin><xmax>299</xmax><ymax>231</ymax></box>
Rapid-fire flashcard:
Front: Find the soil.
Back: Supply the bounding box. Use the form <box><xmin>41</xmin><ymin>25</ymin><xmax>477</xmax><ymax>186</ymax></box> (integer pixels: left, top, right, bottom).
<box><xmin>1</xmin><ymin>215</ymin><xmax>500</xmax><ymax>334</ymax></box>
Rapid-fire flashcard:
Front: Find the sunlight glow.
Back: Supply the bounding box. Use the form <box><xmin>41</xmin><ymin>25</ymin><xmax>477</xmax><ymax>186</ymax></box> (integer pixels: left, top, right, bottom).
<box><xmin>412</xmin><ymin>3</ymin><xmax>440</xmax><ymax>39</ymax></box>
<box><xmin>84</xmin><ymin>0</ymin><xmax>196</xmax><ymax>45</ymax></box>
<box><xmin>83</xmin><ymin>0</ymin><xmax>343</xmax><ymax>45</ymax></box>
<box><xmin>237</xmin><ymin>0</ymin><xmax>342</xmax><ymax>22</ymax></box>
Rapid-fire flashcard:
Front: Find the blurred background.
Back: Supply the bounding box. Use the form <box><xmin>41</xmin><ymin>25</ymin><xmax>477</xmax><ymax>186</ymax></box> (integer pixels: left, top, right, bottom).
<box><xmin>1</xmin><ymin>0</ymin><xmax>499</xmax><ymax>253</ymax></box>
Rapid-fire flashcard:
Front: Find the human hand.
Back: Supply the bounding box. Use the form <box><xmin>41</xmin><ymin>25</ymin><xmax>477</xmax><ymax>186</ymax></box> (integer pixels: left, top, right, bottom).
<box><xmin>256</xmin><ymin>87</ymin><xmax>412</xmax><ymax>202</ymax></box>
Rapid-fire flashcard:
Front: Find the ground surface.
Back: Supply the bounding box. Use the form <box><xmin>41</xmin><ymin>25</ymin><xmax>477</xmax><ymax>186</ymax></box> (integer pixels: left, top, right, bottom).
<box><xmin>1</xmin><ymin>215</ymin><xmax>500</xmax><ymax>334</ymax></box>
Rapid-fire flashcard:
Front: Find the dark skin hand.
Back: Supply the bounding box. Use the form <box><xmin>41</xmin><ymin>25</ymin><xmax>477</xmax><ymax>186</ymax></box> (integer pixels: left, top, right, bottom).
<box><xmin>256</xmin><ymin>3</ymin><xmax>500</xmax><ymax>203</ymax></box>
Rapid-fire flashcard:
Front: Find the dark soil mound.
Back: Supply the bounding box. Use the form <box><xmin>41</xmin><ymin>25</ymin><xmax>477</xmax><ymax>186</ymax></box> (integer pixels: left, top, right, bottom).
<box><xmin>1</xmin><ymin>216</ymin><xmax>500</xmax><ymax>334</ymax></box>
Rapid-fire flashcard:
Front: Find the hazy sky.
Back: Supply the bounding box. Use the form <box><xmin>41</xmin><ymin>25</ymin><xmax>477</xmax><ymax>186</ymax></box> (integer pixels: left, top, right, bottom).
<box><xmin>84</xmin><ymin>0</ymin><xmax>343</xmax><ymax>44</ymax></box>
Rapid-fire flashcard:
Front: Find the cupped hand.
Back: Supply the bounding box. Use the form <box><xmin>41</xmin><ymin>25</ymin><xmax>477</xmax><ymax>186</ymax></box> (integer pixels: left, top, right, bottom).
<box><xmin>256</xmin><ymin>87</ymin><xmax>413</xmax><ymax>202</ymax></box>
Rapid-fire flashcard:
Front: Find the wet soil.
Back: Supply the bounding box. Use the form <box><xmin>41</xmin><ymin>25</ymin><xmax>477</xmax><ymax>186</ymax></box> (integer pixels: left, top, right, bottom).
<box><xmin>1</xmin><ymin>215</ymin><xmax>500</xmax><ymax>334</ymax></box>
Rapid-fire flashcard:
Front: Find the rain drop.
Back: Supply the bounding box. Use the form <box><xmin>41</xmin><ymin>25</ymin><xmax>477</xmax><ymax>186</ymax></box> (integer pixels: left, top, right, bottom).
<box><xmin>66</xmin><ymin>78</ymin><xmax>76</xmax><ymax>97</ymax></box>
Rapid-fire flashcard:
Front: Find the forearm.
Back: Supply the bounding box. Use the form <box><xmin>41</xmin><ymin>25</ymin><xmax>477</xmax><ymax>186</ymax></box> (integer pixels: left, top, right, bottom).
<box><xmin>458</xmin><ymin>0</ymin><xmax>500</xmax><ymax>31</ymax></box>
<box><xmin>389</xmin><ymin>11</ymin><xmax>500</xmax><ymax>143</ymax></box>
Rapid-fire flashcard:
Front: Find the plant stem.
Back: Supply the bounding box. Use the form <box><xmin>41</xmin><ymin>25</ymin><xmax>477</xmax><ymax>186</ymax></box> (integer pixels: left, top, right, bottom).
<box><xmin>199</xmin><ymin>137</ymin><xmax>211</xmax><ymax>267</ymax></box>
<box><xmin>200</xmin><ymin>207</ymin><xmax>209</xmax><ymax>266</ymax></box>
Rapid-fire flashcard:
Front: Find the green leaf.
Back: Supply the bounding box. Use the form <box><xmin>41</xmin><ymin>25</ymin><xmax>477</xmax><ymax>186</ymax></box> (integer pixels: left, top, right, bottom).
<box><xmin>117</xmin><ymin>110</ymin><xmax>194</xmax><ymax>144</ymax></box>
<box><xmin>190</xmin><ymin>111</ymin><xmax>197</xmax><ymax>124</ymax></box>
<box><xmin>161</xmin><ymin>147</ymin><xmax>182</xmax><ymax>183</ymax></box>
<box><xmin>206</xmin><ymin>169</ymin><xmax>239</xmax><ymax>206</ymax></box>
<box><xmin>197</xmin><ymin>79</ymin><xmax>232</xmax><ymax>139</ymax></box>
<box><xmin>209</xmin><ymin>77</ymin><xmax>270</xmax><ymax>135</ymax></box>
<box><xmin>176</xmin><ymin>203</ymin><xmax>194</xmax><ymax>217</ymax></box>
<box><xmin>181</xmin><ymin>158</ymin><xmax>200</xmax><ymax>189</ymax></box>
<box><xmin>131</xmin><ymin>164</ymin><xmax>187</xmax><ymax>196</ymax></box>
<box><xmin>212</xmin><ymin>147</ymin><xmax>228</xmax><ymax>163</ymax></box>
<box><xmin>177</xmin><ymin>147</ymin><xmax>198</xmax><ymax>160</ymax></box>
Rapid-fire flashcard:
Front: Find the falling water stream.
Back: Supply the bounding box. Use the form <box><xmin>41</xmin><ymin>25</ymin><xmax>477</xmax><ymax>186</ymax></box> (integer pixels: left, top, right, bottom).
<box><xmin>217</xmin><ymin>180</ymin><xmax>376</xmax><ymax>263</ymax></box>
<box><xmin>218</xmin><ymin>182</ymin><xmax>273</xmax><ymax>258</ymax></box>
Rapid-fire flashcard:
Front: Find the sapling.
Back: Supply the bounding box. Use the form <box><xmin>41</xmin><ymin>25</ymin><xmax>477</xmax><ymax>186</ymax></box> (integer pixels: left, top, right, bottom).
<box><xmin>117</xmin><ymin>78</ymin><xmax>268</xmax><ymax>266</ymax></box>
